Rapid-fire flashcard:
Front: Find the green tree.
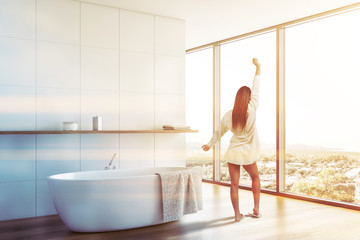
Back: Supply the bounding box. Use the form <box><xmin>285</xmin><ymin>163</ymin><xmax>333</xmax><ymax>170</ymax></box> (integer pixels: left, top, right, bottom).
<box><xmin>291</xmin><ymin>168</ymin><xmax>355</xmax><ymax>202</ymax></box>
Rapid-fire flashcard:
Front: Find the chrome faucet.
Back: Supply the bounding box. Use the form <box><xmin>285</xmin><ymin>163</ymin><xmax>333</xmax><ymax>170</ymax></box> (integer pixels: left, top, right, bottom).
<box><xmin>105</xmin><ymin>153</ymin><xmax>117</xmax><ymax>170</ymax></box>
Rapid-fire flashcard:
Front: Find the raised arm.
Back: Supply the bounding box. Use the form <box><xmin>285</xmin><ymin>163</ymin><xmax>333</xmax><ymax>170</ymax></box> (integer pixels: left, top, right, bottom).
<box><xmin>253</xmin><ymin>58</ymin><xmax>261</xmax><ymax>75</ymax></box>
<box><xmin>249</xmin><ymin>58</ymin><xmax>261</xmax><ymax>110</ymax></box>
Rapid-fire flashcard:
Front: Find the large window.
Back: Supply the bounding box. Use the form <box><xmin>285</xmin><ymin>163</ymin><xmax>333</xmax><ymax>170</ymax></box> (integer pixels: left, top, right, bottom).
<box><xmin>285</xmin><ymin>10</ymin><xmax>360</xmax><ymax>204</ymax></box>
<box><xmin>186</xmin><ymin>48</ymin><xmax>213</xmax><ymax>179</ymax></box>
<box><xmin>220</xmin><ymin>32</ymin><xmax>277</xmax><ymax>190</ymax></box>
<box><xmin>186</xmin><ymin>4</ymin><xmax>360</xmax><ymax>208</ymax></box>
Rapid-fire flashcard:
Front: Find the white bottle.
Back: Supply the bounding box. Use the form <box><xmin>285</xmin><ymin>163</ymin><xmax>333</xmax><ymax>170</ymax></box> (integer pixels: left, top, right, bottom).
<box><xmin>93</xmin><ymin>116</ymin><xmax>102</xmax><ymax>131</ymax></box>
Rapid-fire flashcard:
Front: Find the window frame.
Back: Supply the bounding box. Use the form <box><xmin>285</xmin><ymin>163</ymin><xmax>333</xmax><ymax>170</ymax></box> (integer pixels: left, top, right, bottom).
<box><xmin>186</xmin><ymin>2</ymin><xmax>360</xmax><ymax>211</ymax></box>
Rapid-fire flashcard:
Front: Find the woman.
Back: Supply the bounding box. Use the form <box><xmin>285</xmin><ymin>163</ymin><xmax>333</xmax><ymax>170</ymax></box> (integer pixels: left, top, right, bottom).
<box><xmin>202</xmin><ymin>58</ymin><xmax>261</xmax><ymax>222</ymax></box>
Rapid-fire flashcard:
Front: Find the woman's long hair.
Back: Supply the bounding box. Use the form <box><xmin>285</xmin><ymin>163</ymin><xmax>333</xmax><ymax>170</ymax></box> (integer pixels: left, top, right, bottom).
<box><xmin>232</xmin><ymin>86</ymin><xmax>251</xmax><ymax>131</ymax></box>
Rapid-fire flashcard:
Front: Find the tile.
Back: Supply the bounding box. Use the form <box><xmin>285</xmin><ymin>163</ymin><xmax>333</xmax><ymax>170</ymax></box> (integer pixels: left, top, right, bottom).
<box><xmin>37</xmin><ymin>134</ymin><xmax>80</xmax><ymax>179</ymax></box>
<box><xmin>0</xmin><ymin>0</ymin><xmax>36</xmax><ymax>39</ymax></box>
<box><xmin>36</xmin><ymin>179</ymin><xmax>56</xmax><ymax>216</ymax></box>
<box><xmin>37</xmin><ymin>88</ymin><xmax>80</xmax><ymax>131</ymax></box>
<box><xmin>155</xmin><ymin>133</ymin><xmax>186</xmax><ymax>167</ymax></box>
<box><xmin>0</xmin><ymin>135</ymin><xmax>36</xmax><ymax>182</ymax></box>
<box><xmin>155</xmin><ymin>16</ymin><xmax>185</xmax><ymax>57</ymax></box>
<box><xmin>119</xmin><ymin>134</ymin><xmax>154</xmax><ymax>169</ymax></box>
<box><xmin>119</xmin><ymin>92</ymin><xmax>154</xmax><ymax>130</ymax></box>
<box><xmin>0</xmin><ymin>181</ymin><xmax>36</xmax><ymax>221</ymax></box>
<box><xmin>155</xmin><ymin>55</ymin><xmax>185</xmax><ymax>94</ymax></box>
<box><xmin>0</xmin><ymin>86</ymin><xmax>36</xmax><ymax>131</ymax></box>
<box><xmin>80</xmin><ymin>134</ymin><xmax>119</xmax><ymax>171</ymax></box>
<box><xmin>120</xmin><ymin>51</ymin><xmax>154</xmax><ymax>93</ymax></box>
<box><xmin>81</xmin><ymin>47</ymin><xmax>119</xmax><ymax>91</ymax></box>
<box><xmin>37</xmin><ymin>0</ymin><xmax>80</xmax><ymax>44</ymax></box>
<box><xmin>81</xmin><ymin>90</ymin><xmax>119</xmax><ymax>130</ymax></box>
<box><xmin>155</xmin><ymin>94</ymin><xmax>185</xmax><ymax>129</ymax></box>
<box><xmin>37</xmin><ymin>41</ymin><xmax>80</xmax><ymax>89</ymax></box>
<box><xmin>120</xmin><ymin>10</ymin><xmax>154</xmax><ymax>54</ymax></box>
<box><xmin>0</xmin><ymin>37</ymin><xmax>36</xmax><ymax>86</ymax></box>
<box><xmin>81</xmin><ymin>3</ymin><xmax>119</xmax><ymax>49</ymax></box>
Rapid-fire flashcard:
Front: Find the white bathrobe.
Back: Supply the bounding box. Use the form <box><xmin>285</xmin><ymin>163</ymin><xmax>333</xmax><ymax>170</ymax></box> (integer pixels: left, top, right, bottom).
<box><xmin>206</xmin><ymin>75</ymin><xmax>260</xmax><ymax>166</ymax></box>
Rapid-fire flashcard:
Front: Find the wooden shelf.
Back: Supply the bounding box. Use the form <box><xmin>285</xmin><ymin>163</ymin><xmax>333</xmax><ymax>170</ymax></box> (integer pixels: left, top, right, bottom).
<box><xmin>0</xmin><ymin>130</ymin><xmax>198</xmax><ymax>135</ymax></box>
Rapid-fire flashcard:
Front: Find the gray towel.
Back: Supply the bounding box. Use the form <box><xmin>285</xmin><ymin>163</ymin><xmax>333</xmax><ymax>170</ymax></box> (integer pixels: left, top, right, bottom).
<box><xmin>156</xmin><ymin>168</ymin><xmax>203</xmax><ymax>222</ymax></box>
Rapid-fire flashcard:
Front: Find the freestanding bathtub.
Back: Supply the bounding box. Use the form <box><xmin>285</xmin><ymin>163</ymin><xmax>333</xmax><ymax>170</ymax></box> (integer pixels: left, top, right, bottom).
<box><xmin>47</xmin><ymin>167</ymin><xmax>190</xmax><ymax>232</ymax></box>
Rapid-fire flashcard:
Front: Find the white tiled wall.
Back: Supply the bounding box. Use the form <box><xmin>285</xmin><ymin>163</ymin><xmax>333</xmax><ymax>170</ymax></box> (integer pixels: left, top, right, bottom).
<box><xmin>120</xmin><ymin>51</ymin><xmax>154</xmax><ymax>93</ymax></box>
<box><xmin>0</xmin><ymin>0</ymin><xmax>185</xmax><ymax>221</ymax></box>
<box><xmin>36</xmin><ymin>134</ymin><xmax>80</xmax><ymax>179</ymax></box>
<box><xmin>120</xmin><ymin>92</ymin><xmax>154</xmax><ymax>130</ymax></box>
<box><xmin>0</xmin><ymin>37</ymin><xmax>36</xmax><ymax>86</ymax></box>
<box><xmin>81</xmin><ymin>90</ymin><xmax>120</xmax><ymax>130</ymax></box>
<box><xmin>120</xmin><ymin>10</ymin><xmax>154</xmax><ymax>54</ymax></box>
<box><xmin>81</xmin><ymin>3</ymin><xmax>119</xmax><ymax>49</ymax></box>
<box><xmin>81</xmin><ymin>47</ymin><xmax>119</xmax><ymax>91</ymax></box>
<box><xmin>36</xmin><ymin>179</ymin><xmax>57</xmax><ymax>216</ymax></box>
<box><xmin>0</xmin><ymin>181</ymin><xmax>36</xmax><ymax>221</ymax></box>
<box><xmin>0</xmin><ymin>135</ymin><xmax>36</xmax><ymax>182</ymax></box>
<box><xmin>155</xmin><ymin>55</ymin><xmax>185</xmax><ymax>94</ymax></box>
<box><xmin>37</xmin><ymin>0</ymin><xmax>80</xmax><ymax>44</ymax></box>
<box><xmin>155</xmin><ymin>133</ymin><xmax>186</xmax><ymax>167</ymax></box>
<box><xmin>37</xmin><ymin>42</ymin><xmax>80</xmax><ymax>89</ymax></box>
<box><xmin>80</xmin><ymin>134</ymin><xmax>120</xmax><ymax>171</ymax></box>
<box><xmin>0</xmin><ymin>0</ymin><xmax>36</xmax><ymax>39</ymax></box>
<box><xmin>155</xmin><ymin>16</ymin><xmax>185</xmax><ymax>57</ymax></box>
<box><xmin>155</xmin><ymin>94</ymin><xmax>186</xmax><ymax>129</ymax></box>
<box><xmin>37</xmin><ymin>88</ymin><xmax>80</xmax><ymax>131</ymax></box>
<box><xmin>119</xmin><ymin>134</ymin><xmax>154</xmax><ymax>168</ymax></box>
<box><xmin>0</xmin><ymin>86</ymin><xmax>36</xmax><ymax>131</ymax></box>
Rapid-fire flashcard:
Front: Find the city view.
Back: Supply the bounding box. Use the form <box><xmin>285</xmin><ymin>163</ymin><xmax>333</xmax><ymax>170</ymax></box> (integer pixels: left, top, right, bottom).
<box><xmin>186</xmin><ymin>141</ymin><xmax>360</xmax><ymax>204</ymax></box>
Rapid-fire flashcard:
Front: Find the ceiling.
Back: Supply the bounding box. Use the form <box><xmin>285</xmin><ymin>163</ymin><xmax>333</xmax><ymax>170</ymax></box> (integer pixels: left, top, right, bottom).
<box><xmin>77</xmin><ymin>0</ymin><xmax>360</xmax><ymax>49</ymax></box>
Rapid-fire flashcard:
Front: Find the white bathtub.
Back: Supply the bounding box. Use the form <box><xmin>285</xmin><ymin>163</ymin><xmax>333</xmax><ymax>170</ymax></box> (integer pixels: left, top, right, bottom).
<box><xmin>47</xmin><ymin>167</ymin><xmax>189</xmax><ymax>232</ymax></box>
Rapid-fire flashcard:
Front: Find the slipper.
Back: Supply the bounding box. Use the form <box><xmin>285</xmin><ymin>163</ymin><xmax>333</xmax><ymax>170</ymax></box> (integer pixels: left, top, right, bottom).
<box><xmin>235</xmin><ymin>214</ymin><xmax>245</xmax><ymax>222</ymax></box>
<box><xmin>247</xmin><ymin>212</ymin><xmax>262</xmax><ymax>218</ymax></box>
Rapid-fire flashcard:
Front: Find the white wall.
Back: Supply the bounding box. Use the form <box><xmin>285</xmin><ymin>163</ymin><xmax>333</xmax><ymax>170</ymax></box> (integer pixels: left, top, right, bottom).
<box><xmin>72</xmin><ymin>0</ymin><xmax>360</xmax><ymax>49</ymax></box>
<box><xmin>0</xmin><ymin>0</ymin><xmax>185</xmax><ymax>221</ymax></box>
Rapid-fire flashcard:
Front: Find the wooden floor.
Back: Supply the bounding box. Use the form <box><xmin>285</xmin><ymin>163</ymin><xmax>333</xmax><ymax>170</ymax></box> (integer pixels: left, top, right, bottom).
<box><xmin>1</xmin><ymin>183</ymin><xmax>360</xmax><ymax>240</ymax></box>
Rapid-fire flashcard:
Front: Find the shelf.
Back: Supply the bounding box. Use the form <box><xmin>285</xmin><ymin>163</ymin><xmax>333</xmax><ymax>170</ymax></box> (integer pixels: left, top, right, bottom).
<box><xmin>0</xmin><ymin>130</ymin><xmax>199</xmax><ymax>135</ymax></box>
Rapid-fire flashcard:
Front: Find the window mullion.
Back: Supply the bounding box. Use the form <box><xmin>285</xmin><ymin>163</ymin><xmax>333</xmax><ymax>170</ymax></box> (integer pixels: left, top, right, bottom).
<box><xmin>276</xmin><ymin>27</ymin><xmax>286</xmax><ymax>193</ymax></box>
<box><xmin>213</xmin><ymin>44</ymin><xmax>221</xmax><ymax>182</ymax></box>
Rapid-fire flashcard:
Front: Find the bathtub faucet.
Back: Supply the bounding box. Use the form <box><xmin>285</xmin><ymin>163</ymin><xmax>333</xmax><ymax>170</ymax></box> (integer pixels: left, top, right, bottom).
<box><xmin>105</xmin><ymin>153</ymin><xmax>117</xmax><ymax>170</ymax></box>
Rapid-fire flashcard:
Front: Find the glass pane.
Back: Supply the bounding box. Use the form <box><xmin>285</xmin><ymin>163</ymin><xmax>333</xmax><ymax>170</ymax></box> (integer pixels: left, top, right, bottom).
<box><xmin>186</xmin><ymin>48</ymin><xmax>213</xmax><ymax>179</ymax></box>
<box><xmin>220</xmin><ymin>32</ymin><xmax>277</xmax><ymax>189</ymax></box>
<box><xmin>285</xmin><ymin>9</ymin><xmax>360</xmax><ymax>205</ymax></box>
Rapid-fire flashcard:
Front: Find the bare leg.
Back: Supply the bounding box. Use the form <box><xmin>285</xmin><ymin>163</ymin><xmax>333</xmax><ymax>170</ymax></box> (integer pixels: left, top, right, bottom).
<box><xmin>228</xmin><ymin>162</ymin><xmax>243</xmax><ymax>221</ymax></box>
<box><xmin>243</xmin><ymin>163</ymin><xmax>260</xmax><ymax>215</ymax></box>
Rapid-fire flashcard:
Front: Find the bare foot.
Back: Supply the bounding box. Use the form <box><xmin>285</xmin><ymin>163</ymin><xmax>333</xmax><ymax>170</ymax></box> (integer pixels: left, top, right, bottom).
<box><xmin>235</xmin><ymin>213</ymin><xmax>244</xmax><ymax>222</ymax></box>
<box><xmin>253</xmin><ymin>208</ymin><xmax>260</xmax><ymax>216</ymax></box>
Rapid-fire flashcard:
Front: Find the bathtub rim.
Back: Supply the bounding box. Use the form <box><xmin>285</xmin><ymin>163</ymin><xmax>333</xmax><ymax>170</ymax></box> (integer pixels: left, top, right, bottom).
<box><xmin>47</xmin><ymin>167</ymin><xmax>190</xmax><ymax>182</ymax></box>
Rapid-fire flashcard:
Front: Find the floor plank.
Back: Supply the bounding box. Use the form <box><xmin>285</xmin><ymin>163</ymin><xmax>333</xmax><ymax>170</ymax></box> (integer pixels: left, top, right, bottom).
<box><xmin>0</xmin><ymin>183</ymin><xmax>359</xmax><ymax>240</ymax></box>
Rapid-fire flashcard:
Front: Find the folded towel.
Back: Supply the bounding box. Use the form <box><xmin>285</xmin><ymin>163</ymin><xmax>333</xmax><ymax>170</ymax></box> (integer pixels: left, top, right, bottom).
<box><xmin>156</xmin><ymin>168</ymin><xmax>203</xmax><ymax>222</ymax></box>
<box><xmin>163</xmin><ymin>125</ymin><xmax>191</xmax><ymax>130</ymax></box>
